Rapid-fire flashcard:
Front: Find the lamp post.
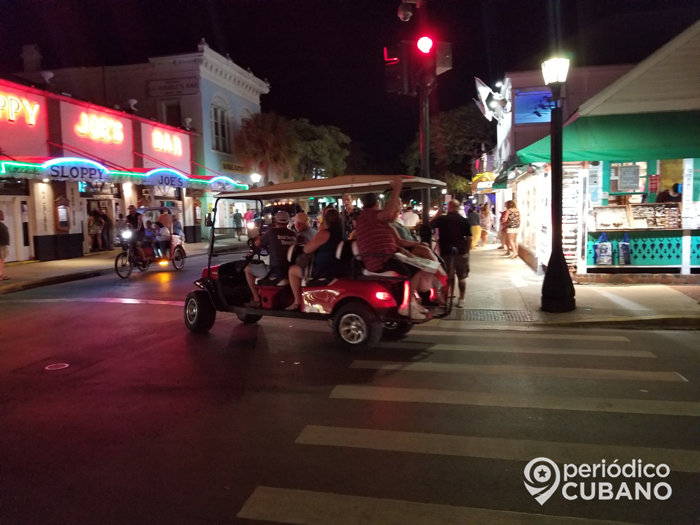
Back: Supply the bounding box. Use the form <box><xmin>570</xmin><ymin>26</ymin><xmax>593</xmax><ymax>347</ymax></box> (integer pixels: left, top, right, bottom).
<box><xmin>250</xmin><ymin>172</ymin><xmax>262</xmax><ymax>187</ymax></box>
<box><xmin>540</xmin><ymin>57</ymin><xmax>576</xmax><ymax>313</ymax></box>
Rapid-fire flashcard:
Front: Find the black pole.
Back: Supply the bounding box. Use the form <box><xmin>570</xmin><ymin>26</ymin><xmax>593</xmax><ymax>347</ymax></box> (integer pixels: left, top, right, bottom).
<box><xmin>419</xmin><ymin>83</ymin><xmax>432</xmax><ymax>243</ymax></box>
<box><xmin>541</xmin><ymin>83</ymin><xmax>576</xmax><ymax>312</ymax></box>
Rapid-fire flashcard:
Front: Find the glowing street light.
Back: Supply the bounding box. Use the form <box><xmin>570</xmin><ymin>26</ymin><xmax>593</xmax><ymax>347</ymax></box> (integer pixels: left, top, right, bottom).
<box><xmin>250</xmin><ymin>172</ymin><xmax>262</xmax><ymax>184</ymax></box>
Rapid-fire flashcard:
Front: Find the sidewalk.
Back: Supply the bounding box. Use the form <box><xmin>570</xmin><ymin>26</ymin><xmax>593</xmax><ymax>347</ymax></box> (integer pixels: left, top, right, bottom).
<box><xmin>0</xmin><ymin>242</ymin><xmax>215</xmax><ymax>295</ymax></box>
<box><xmin>1</xmin><ymin>239</ymin><xmax>698</xmax><ymax>329</ymax></box>
<box><xmin>450</xmin><ymin>242</ymin><xmax>700</xmax><ymax>329</ymax></box>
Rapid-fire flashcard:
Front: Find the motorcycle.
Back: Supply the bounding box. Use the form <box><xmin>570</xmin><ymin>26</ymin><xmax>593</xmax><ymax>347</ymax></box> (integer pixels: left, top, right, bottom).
<box><xmin>115</xmin><ymin>229</ymin><xmax>186</xmax><ymax>279</ymax></box>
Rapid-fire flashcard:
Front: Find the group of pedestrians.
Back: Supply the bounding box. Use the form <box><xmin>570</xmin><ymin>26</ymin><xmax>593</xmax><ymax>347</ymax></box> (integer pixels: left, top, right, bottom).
<box><xmin>242</xmin><ymin>179</ymin><xmax>476</xmax><ymax>317</ymax></box>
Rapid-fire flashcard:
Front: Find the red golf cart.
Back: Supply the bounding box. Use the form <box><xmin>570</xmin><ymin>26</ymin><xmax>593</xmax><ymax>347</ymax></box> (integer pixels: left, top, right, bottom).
<box><xmin>184</xmin><ymin>175</ymin><xmax>453</xmax><ymax>350</ymax></box>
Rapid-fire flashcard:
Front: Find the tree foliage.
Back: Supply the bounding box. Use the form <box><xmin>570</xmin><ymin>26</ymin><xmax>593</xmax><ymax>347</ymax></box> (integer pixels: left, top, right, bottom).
<box><xmin>291</xmin><ymin>118</ymin><xmax>350</xmax><ymax>181</ymax></box>
<box><xmin>402</xmin><ymin>104</ymin><xmax>496</xmax><ymax>181</ymax></box>
<box><xmin>234</xmin><ymin>112</ymin><xmax>299</xmax><ymax>185</ymax></box>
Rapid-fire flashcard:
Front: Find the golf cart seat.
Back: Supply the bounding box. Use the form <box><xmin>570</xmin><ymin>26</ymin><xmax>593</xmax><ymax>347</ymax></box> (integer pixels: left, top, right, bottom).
<box><xmin>350</xmin><ymin>241</ymin><xmax>402</xmax><ymax>278</ymax></box>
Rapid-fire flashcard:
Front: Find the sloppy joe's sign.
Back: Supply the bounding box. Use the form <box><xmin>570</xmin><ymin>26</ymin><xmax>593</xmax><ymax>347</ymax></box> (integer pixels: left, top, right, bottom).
<box><xmin>42</xmin><ymin>158</ymin><xmax>112</xmax><ymax>182</ymax></box>
<box><xmin>144</xmin><ymin>168</ymin><xmax>188</xmax><ymax>189</ymax></box>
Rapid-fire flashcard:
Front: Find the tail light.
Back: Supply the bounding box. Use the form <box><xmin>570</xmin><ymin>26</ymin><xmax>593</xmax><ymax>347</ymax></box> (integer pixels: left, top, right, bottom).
<box><xmin>399</xmin><ymin>280</ymin><xmax>411</xmax><ymax>311</ymax></box>
<box><xmin>429</xmin><ymin>288</ymin><xmax>436</xmax><ymax>301</ymax></box>
<box><xmin>203</xmin><ymin>266</ymin><xmax>219</xmax><ymax>280</ymax></box>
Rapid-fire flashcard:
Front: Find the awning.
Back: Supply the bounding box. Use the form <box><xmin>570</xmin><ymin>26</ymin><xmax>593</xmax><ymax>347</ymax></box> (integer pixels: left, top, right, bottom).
<box><xmin>517</xmin><ymin>111</ymin><xmax>700</xmax><ymax>163</ymax></box>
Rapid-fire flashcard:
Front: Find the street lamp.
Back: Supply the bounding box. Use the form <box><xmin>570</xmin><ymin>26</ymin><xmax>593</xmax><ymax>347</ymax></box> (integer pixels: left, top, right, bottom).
<box><xmin>250</xmin><ymin>172</ymin><xmax>262</xmax><ymax>185</ymax></box>
<box><xmin>540</xmin><ymin>57</ymin><xmax>575</xmax><ymax>313</ymax></box>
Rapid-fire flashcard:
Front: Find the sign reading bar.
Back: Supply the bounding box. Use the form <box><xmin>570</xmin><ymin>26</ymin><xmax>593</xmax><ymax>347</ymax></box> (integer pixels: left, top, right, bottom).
<box><xmin>148</xmin><ymin>78</ymin><xmax>199</xmax><ymax>98</ymax></box>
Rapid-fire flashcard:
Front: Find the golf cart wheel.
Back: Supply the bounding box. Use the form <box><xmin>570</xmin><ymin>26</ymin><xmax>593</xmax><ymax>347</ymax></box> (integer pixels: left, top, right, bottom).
<box><xmin>137</xmin><ymin>260</ymin><xmax>150</xmax><ymax>272</ymax></box>
<box><xmin>115</xmin><ymin>252</ymin><xmax>133</xmax><ymax>279</ymax></box>
<box><xmin>236</xmin><ymin>313</ymin><xmax>263</xmax><ymax>324</ymax></box>
<box><xmin>172</xmin><ymin>247</ymin><xmax>186</xmax><ymax>270</ymax></box>
<box><xmin>333</xmin><ymin>301</ymin><xmax>382</xmax><ymax>351</ymax></box>
<box><xmin>184</xmin><ymin>291</ymin><xmax>216</xmax><ymax>333</ymax></box>
<box><xmin>381</xmin><ymin>320</ymin><xmax>413</xmax><ymax>341</ymax></box>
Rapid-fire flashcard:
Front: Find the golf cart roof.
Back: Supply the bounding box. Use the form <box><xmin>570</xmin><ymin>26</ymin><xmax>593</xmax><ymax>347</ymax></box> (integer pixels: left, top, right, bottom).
<box><xmin>215</xmin><ymin>174</ymin><xmax>446</xmax><ymax>200</ymax></box>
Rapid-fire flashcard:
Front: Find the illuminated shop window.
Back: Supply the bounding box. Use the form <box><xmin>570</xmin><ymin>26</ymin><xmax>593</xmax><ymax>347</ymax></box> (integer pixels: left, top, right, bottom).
<box><xmin>514</xmin><ymin>88</ymin><xmax>552</xmax><ymax>125</ymax></box>
<box><xmin>210</xmin><ymin>105</ymin><xmax>231</xmax><ymax>153</ymax></box>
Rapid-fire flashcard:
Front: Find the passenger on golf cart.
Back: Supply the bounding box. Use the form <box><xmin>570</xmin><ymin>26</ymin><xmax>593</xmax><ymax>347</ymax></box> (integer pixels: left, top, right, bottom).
<box><xmin>243</xmin><ymin>211</ymin><xmax>297</xmax><ymax>307</ymax></box>
<box><xmin>287</xmin><ymin>207</ymin><xmax>343</xmax><ymax>311</ymax></box>
<box><xmin>354</xmin><ymin>178</ymin><xmax>436</xmax><ymax>319</ymax></box>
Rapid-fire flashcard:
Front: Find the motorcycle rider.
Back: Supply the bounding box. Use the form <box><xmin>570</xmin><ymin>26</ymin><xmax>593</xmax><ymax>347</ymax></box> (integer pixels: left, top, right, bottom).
<box><xmin>125</xmin><ymin>205</ymin><xmax>146</xmax><ymax>261</ymax></box>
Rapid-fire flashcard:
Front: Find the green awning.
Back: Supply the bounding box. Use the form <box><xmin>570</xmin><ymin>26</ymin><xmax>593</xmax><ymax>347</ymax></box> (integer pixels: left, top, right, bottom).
<box><xmin>518</xmin><ymin>111</ymin><xmax>700</xmax><ymax>163</ymax></box>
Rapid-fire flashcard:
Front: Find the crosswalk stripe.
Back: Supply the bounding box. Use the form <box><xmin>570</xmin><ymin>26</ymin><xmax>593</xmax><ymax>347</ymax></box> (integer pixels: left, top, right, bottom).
<box><xmin>237</xmin><ymin>486</ymin><xmax>643</xmax><ymax>525</ymax></box>
<box><xmin>409</xmin><ymin>330</ymin><xmax>630</xmax><ymax>342</ymax></box>
<box><xmin>296</xmin><ymin>425</ymin><xmax>700</xmax><ymax>473</ymax></box>
<box><xmin>330</xmin><ymin>385</ymin><xmax>700</xmax><ymax>417</ymax></box>
<box><xmin>351</xmin><ymin>361</ymin><xmax>683</xmax><ymax>382</ymax></box>
<box><xmin>379</xmin><ymin>342</ymin><xmax>656</xmax><ymax>358</ymax></box>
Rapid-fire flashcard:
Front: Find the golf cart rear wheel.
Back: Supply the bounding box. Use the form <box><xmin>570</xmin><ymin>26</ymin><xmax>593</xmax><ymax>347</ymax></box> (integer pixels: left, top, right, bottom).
<box><xmin>381</xmin><ymin>321</ymin><xmax>413</xmax><ymax>341</ymax></box>
<box><xmin>115</xmin><ymin>252</ymin><xmax>133</xmax><ymax>279</ymax></box>
<box><xmin>172</xmin><ymin>247</ymin><xmax>185</xmax><ymax>270</ymax></box>
<box><xmin>236</xmin><ymin>313</ymin><xmax>263</xmax><ymax>324</ymax></box>
<box><xmin>184</xmin><ymin>291</ymin><xmax>216</xmax><ymax>333</ymax></box>
<box><xmin>333</xmin><ymin>301</ymin><xmax>382</xmax><ymax>351</ymax></box>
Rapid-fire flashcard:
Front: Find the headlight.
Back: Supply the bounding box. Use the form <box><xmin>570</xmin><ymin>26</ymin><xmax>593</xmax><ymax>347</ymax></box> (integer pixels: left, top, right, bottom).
<box><xmin>246</xmin><ymin>222</ymin><xmax>256</xmax><ymax>229</ymax></box>
<box><xmin>121</xmin><ymin>230</ymin><xmax>133</xmax><ymax>239</ymax></box>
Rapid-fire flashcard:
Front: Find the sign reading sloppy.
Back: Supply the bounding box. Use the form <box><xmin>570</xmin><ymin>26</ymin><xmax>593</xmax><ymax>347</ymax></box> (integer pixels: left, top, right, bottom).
<box><xmin>43</xmin><ymin>158</ymin><xmax>111</xmax><ymax>182</ymax></box>
<box><xmin>0</xmin><ymin>91</ymin><xmax>40</xmax><ymax>125</ymax></box>
<box><xmin>75</xmin><ymin>112</ymin><xmax>124</xmax><ymax>144</ymax></box>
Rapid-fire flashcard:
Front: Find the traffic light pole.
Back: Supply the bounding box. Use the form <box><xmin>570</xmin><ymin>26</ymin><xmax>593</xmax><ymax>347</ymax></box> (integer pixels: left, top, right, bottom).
<box><xmin>419</xmin><ymin>83</ymin><xmax>433</xmax><ymax>243</ymax></box>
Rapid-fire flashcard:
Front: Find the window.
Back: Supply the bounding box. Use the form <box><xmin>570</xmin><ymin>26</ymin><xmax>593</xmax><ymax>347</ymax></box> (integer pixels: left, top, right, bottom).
<box><xmin>210</xmin><ymin>105</ymin><xmax>230</xmax><ymax>153</ymax></box>
<box><xmin>163</xmin><ymin>102</ymin><xmax>182</xmax><ymax>128</ymax></box>
<box><xmin>514</xmin><ymin>88</ymin><xmax>552</xmax><ymax>125</ymax></box>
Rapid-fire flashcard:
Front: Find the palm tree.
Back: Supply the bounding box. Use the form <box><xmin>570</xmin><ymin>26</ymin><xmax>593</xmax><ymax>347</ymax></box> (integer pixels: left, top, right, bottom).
<box><xmin>234</xmin><ymin>112</ymin><xmax>299</xmax><ymax>185</ymax></box>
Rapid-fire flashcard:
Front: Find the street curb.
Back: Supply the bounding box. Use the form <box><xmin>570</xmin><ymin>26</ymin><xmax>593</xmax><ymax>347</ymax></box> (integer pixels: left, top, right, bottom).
<box><xmin>0</xmin><ymin>251</ymin><xmax>212</xmax><ymax>296</ymax></box>
<box><xmin>0</xmin><ymin>269</ymin><xmax>113</xmax><ymax>295</ymax></box>
<box><xmin>536</xmin><ymin>316</ymin><xmax>700</xmax><ymax>330</ymax></box>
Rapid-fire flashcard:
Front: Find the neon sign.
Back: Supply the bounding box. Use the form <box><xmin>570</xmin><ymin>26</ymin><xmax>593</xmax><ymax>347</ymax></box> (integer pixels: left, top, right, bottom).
<box><xmin>75</xmin><ymin>112</ymin><xmax>124</xmax><ymax>143</ymax></box>
<box><xmin>42</xmin><ymin>158</ymin><xmax>112</xmax><ymax>182</ymax></box>
<box><xmin>144</xmin><ymin>168</ymin><xmax>189</xmax><ymax>188</ymax></box>
<box><xmin>152</xmin><ymin>130</ymin><xmax>183</xmax><ymax>156</ymax></box>
<box><xmin>0</xmin><ymin>93</ymin><xmax>40</xmax><ymax>125</ymax></box>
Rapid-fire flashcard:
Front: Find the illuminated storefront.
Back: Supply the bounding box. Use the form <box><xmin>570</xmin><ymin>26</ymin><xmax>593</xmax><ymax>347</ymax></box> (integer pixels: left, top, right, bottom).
<box><xmin>0</xmin><ymin>78</ymin><xmax>246</xmax><ymax>261</ymax></box>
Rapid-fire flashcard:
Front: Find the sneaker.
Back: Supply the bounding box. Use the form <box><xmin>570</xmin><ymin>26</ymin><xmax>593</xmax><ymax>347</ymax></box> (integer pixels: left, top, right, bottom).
<box><xmin>456</xmin><ymin>299</ymin><xmax>465</xmax><ymax>308</ymax></box>
<box><xmin>398</xmin><ymin>306</ymin><xmax>428</xmax><ymax>320</ymax></box>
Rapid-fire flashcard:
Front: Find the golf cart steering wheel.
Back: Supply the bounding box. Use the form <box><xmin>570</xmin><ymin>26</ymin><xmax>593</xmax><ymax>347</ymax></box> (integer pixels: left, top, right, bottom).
<box><xmin>247</xmin><ymin>237</ymin><xmax>260</xmax><ymax>254</ymax></box>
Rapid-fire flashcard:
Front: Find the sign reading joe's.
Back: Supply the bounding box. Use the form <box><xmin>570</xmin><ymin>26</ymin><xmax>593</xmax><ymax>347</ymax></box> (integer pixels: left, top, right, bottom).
<box><xmin>144</xmin><ymin>168</ymin><xmax>189</xmax><ymax>189</ymax></box>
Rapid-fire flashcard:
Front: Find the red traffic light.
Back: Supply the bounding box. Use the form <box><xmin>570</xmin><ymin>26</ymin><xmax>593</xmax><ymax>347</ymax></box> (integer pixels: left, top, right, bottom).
<box><xmin>417</xmin><ymin>36</ymin><xmax>433</xmax><ymax>54</ymax></box>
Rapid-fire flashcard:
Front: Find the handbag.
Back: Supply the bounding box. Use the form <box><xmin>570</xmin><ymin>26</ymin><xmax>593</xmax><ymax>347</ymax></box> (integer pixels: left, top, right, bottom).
<box><xmin>594</xmin><ymin>233</ymin><xmax>613</xmax><ymax>265</ymax></box>
<box><xmin>296</xmin><ymin>252</ymin><xmax>314</xmax><ymax>269</ymax></box>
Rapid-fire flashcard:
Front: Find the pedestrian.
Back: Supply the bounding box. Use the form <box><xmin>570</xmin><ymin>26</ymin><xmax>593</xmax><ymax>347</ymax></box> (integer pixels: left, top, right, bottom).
<box><xmin>233</xmin><ymin>209</ymin><xmax>244</xmax><ymax>240</ymax></box>
<box><xmin>100</xmin><ymin>210</ymin><xmax>113</xmax><ymax>250</ymax></box>
<box><xmin>88</xmin><ymin>210</ymin><xmax>104</xmax><ymax>252</ymax></box>
<box><xmin>429</xmin><ymin>200</ymin><xmax>472</xmax><ymax>309</ymax></box>
<box><xmin>467</xmin><ymin>206</ymin><xmax>481</xmax><ymax>249</ymax></box>
<box><xmin>115</xmin><ymin>213</ymin><xmax>127</xmax><ymax>233</ymax></box>
<box><xmin>479</xmin><ymin>206</ymin><xmax>493</xmax><ymax>247</ymax></box>
<box><xmin>503</xmin><ymin>200</ymin><xmax>521</xmax><ymax>259</ymax></box>
<box><xmin>497</xmin><ymin>208</ymin><xmax>508</xmax><ymax>250</ymax></box>
<box><xmin>0</xmin><ymin>210</ymin><xmax>10</xmax><ymax>280</ymax></box>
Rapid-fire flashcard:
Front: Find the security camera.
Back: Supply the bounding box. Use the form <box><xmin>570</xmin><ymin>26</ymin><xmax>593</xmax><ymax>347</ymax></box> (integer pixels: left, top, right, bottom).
<box><xmin>398</xmin><ymin>3</ymin><xmax>413</xmax><ymax>22</ymax></box>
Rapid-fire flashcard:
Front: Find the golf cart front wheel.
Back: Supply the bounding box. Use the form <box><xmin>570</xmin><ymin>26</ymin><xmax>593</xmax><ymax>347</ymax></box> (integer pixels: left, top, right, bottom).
<box><xmin>184</xmin><ymin>291</ymin><xmax>216</xmax><ymax>333</ymax></box>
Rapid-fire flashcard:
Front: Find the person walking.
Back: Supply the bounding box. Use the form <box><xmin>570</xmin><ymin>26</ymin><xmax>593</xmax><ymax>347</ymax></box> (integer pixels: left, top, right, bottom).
<box><xmin>429</xmin><ymin>200</ymin><xmax>472</xmax><ymax>309</ymax></box>
<box><xmin>479</xmin><ymin>206</ymin><xmax>494</xmax><ymax>247</ymax></box>
<box><xmin>233</xmin><ymin>209</ymin><xmax>244</xmax><ymax>240</ymax></box>
<box><xmin>503</xmin><ymin>200</ymin><xmax>521</xmax><ymax>259</ymax></box>
<box><xmin>88</xmin><ymin>210</ymin><xmax>105</xmax><ymax>252</ymax></box>
<box><xmin>0</xmin><ymin>210</ymin><xmax>10</xmax><ymax>280</ymax></box>
<box><xmin>467</xmin><ymin>206</ymin><xmax>481</xmax><ymax>249</ymax></box>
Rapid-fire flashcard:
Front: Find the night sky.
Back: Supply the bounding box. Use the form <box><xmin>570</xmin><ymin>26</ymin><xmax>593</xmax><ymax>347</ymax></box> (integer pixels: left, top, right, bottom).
<box><xmin>1</xmin><ymin>0</ymin><xmax>698</xmax><ymax>167</ymax></box>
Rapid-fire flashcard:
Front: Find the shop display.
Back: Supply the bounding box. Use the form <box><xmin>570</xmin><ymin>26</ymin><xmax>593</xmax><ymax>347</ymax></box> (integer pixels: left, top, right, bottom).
<box><xmin>593</xmin><ymin>205</ymin><xmax>630</xmax><ymax>230</ymax></box>
<box><xmin>630</xmin><ymin>203</ymin><xmax>681</xmax><ymax>229</ymax></box>
<box><xmin>562</xmin><ymin>169</ymin><xmax>581</xmax><ymax>268</ymax></box>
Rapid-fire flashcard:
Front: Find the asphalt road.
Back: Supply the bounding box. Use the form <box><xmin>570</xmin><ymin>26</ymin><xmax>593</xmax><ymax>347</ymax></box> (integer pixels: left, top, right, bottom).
<box><xmin>1</xmin><ymin>258</ymin><xmax>698</xmax><ymax>525</ymax></box>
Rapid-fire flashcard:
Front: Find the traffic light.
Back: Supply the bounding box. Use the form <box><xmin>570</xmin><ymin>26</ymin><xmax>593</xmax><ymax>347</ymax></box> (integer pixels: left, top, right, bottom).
<box><xmin>414</xmin><ymin>35</ymin><xmax>436</xmax><ymax>89</ymax></box>
<box><xmin>384</xmin><ymin>42</ymin><xmax>412</xmax><ymax>95</ymax></box>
